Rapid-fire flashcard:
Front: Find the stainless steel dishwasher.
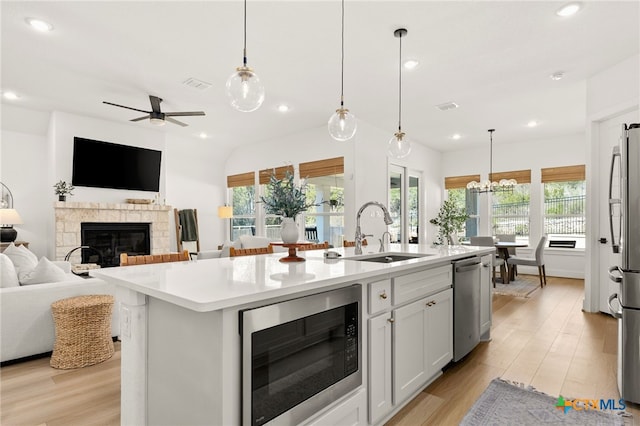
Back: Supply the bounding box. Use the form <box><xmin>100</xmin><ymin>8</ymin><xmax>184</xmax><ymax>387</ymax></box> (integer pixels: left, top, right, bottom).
<box><xmin>452</xmin><ymin>256</ymin><xmax>481</xmax><ymax>361</ymax></box>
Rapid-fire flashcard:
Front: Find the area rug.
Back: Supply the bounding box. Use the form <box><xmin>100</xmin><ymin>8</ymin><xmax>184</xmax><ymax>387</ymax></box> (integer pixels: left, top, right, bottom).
<box><xmin>493</xmin><ymin>274</ymin><xmax>540</xmax><ymax>298</ymax></box>
<box><xmin>460</xmin><ymin>378</ymin><xmax>629</xmax><ymax>425</ymax></box>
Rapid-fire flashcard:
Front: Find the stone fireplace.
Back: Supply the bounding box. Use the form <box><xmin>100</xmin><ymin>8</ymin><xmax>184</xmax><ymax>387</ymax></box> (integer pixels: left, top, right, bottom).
<box><xmin>55</xmin><ymin>201</ymin><xmax>171</xmax><ymax>265</ymax></box>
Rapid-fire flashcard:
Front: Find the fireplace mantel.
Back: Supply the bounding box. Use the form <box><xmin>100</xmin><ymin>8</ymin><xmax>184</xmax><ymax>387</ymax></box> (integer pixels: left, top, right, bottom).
<box><xmin>54</xmin><ymin>201</ymin><xmax>171</xmax><ymax>261</ymax></box>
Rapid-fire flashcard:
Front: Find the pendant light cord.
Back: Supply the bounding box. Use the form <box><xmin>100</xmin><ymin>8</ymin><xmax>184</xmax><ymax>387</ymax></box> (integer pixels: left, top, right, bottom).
<box><xmin>340</xmin><ymin>0</ymin><xmax>345</xmax><ymax>107</ymax></box>
<box><xmin>243</xmin><ymin>0</ymin><xmax>247</xmax><ymax>66</ymax></box>
<box><xmin>489</xmin><ymin>129</ymin><xmax>494</xmax><ymax>182</ymax></box>
<box><xmin>398</xmin><ymin>31</ymin><xmax>403</xmax><ymax>132</ymax></box>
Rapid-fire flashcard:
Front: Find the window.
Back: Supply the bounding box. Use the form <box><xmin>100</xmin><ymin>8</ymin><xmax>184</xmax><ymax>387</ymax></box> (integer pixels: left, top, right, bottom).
<box><xmin>300</xmin><ymin>157</ymin><xmax>345</xmax><ymax>247</ymax></box>
<box><xmin>390</xmin><ymin>165</ymin><xmax>422</xmax><ymax>244</ymax></box>
<box><xmin>490</xmin><ymin>170</ymin><xmax>531</xmax><ymax>242</ymax></box>
<box><xmin>259</xmin><ymin>166</ymin><xmax>294</xmax><ymax>240</ymax></box>
<box><xmin>227</xmin><ymin>172</ymin><xmax>256</xmax><ymax>240</ymax></box>
<box><xmin>542</xmin><ymin>165</ymin><xmax>586</xmax><ymax>248</ymax></box>
<box><xmin>444</xmin><ymin>174</ymin><xmax>480</xmax><ymax>241</ymax></box>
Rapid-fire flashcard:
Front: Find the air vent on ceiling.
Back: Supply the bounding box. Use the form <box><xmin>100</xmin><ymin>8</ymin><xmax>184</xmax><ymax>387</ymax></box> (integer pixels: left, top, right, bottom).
<box><xmin>182</xmin><ymin>78</ymin><xmax>212</xmax><ymax>91</ymax></box>
<box><xmin>435</xmin><ymin>101</ymin><xmax>459</xmax><ymax>111</ymax></box>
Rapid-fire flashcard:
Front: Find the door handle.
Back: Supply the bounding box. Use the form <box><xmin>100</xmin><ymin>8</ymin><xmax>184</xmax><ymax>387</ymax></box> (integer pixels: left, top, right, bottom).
<box><xmin>608</xmin><ymin>293</ymin><xmax>622</xmax><ymax>319</ymax></box>
<box><xmin>608</xmin><ymin>265</ymin><xmax>623</xmax><ymax>283</ymax></box>
<box><xmin>599</xmin><ymin>238</ymin><xmax>608</xmax><ymax>244</ymax></box>
<box><xmin>609</xmin><ymin>146</ymin><xmax>621</xmax><ymax>254</ymax></box>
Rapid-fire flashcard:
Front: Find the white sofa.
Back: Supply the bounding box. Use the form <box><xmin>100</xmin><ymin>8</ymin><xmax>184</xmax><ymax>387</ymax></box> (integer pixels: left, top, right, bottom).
<box><xmin>197</xmin><ymin>235</ymin><xmax>285</xmax><ymax>259</ymax></box>
<box><xmin>0</xmin><ymin>262</ymin><xmax>119</xmax><ymax>363</ymax></box>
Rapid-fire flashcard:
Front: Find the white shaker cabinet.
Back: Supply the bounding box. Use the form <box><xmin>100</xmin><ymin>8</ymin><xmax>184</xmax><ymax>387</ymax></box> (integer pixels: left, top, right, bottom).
<box><xmin>368</xmin><ymin>312</ymin><xmax>393</xmax><ymax>424</ymax></box>
<box><xmin>393</xmin><ymin>288</ymin><xmax>453</xmax><ymax>405</ymax></box>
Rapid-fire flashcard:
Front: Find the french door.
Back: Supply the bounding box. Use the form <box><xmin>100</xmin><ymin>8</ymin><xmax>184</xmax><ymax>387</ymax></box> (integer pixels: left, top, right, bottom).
<box><xmin>389</xmin><ymin>165</ymin><xmax>421</xmax><ymax>244</ymax></box>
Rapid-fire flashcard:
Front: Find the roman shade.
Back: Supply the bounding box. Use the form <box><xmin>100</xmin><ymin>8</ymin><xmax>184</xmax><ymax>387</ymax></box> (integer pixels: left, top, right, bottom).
<box><xmin>259</xmin><ymin>165</ymin><xmax>295</xmax><ymax>185</ymax></box>
<box><xmin>226</xmin><ymin>172</ymin><xmax>255</xmax><ymax>188</ymax></box>
<box><xmin>541</xmin><ymin>165</ymin><xmax>585</xmax><ymax>183</ymax></box>
<box><xmin>445</xmin><ymin>174</ymin><xmax>481</xmax><ymax>190</ymax></box>
<box><xmin>489</xmin><ymin>169</ymin><xmax>531</xmax><ymax>184</ymax></box>
<box><xmin>299</xmin><ymin>157</ymin><xmax>344</xmax><ymax>179</ymax></box>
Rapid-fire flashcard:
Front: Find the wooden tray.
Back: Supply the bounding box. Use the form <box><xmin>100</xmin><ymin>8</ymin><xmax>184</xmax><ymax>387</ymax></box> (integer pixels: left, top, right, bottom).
<box><xmin>125</xmin><ymin>198</ymin><xmax>153</xmax><ymax>204</ymax></box>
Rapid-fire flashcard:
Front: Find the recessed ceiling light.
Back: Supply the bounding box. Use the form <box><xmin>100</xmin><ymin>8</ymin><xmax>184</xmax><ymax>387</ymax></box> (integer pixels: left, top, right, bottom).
<box><xmin>527</xmin><ymin>120</ymin><xmax>538</xmax><ymax>128</ymax></box>
<box><xmin>277</xmin><ymin>104</ymin><xmax>289</xmax><ymax>113</ymax></box>
<box><xmin>556</xmin><ymin>3</ymin><xmax>581</xmax><ymax>17</ymax></box>
<box><xmin>25</xmin><ymin>17</ymin><xmax>53</xmax><ymax>32</ymax></box>
<box><xmin>451</xmin><ymin>133</ymin><xmax>461</xmax><ymax>140</ymax></box>
<box><xmin>2</xmin><ymin>91</ymin><xmax>20</xmax><ymax>100</ymax></box>
<box><xmin>435</xmin><ymin>101</ymin><xmax>459</xmax><ymax>111</ymax></box>
<box><xmin>199</xmin><ymin>132</ymin><xmax>207</xmax><ymax>139</ymax></box>
<box><xmin>403</xmin><ymin>59</ymin><xmax>419</xmax><ymax>70</ymax></box>
<box><xmin>550</xmin><ymin>71</ymin><xmax>565</xmax><ymax>81</ymax></box>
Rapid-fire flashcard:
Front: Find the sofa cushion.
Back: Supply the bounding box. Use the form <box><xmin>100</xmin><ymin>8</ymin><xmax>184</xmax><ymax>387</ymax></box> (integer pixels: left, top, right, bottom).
<box><xmin>19</xmin><ymin>257</ymin><xmax>69</xmax><ymax>286</ymax></box>
<box><xmin>3</xmin><ymin>243</ymin><xmax>38</xmax><ymax>274</ymax></box>
<box><xmin>239</xmin><ymin>235</ymin><xmax>271</xmax><ymax>249</ymax></box>
<box><xmin>0</xmin><ymin>253</ymin><xmax>20</xmax><ymax>288</ymax></box>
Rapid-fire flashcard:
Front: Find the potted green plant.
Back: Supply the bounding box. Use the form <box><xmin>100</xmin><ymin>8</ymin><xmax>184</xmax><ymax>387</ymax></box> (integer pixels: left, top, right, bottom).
<box><xmin>54</xmin><ymin>180</ymin><xmax>74</xmax><ymax>202</ymax></box>
<box><xmin>260</xmin><ymin>171</ymin><xmax>320</xmax><ymax>243</ymax></box>
<box><xmin>429</xmin><ymin>199</ymin><xmax>469</xmax><ymax>245</ymax></box>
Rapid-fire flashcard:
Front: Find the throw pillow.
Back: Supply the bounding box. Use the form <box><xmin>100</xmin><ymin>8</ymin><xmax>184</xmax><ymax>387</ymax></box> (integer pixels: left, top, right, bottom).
<box><xmin>3</xmin><ymin>243</ymin><xmax>38</xmax><ymax>274</ymax></box>
<box><xmin>0</xmin><ymin>253</ymin><xmax>20</xmax><ymax>288</ymax></box>
<box><xmin>19</xmin><ymin>257</ymin><xmax>69</xmax><ymax>286</ymax></box>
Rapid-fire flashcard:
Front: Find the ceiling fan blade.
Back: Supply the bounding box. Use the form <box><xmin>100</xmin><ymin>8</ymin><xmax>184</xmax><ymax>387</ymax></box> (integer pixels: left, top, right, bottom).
<box><xmin>165</xmin><ymin>117</ymin><xmax>188</xmax><ymax>127</ymax></box>
<box><xmin>103</xmin><ymin>101</ymin><xmax>150</xmax><ymax>114</ymax></box>
<box><xmin>130</xmin><ymin>115</ymin><xmax>150</xmax><ymax>122</ymax></box>
<box><xmin>164</xmin><ymin>111</ymin><xmax>206</xmax><ymax>117</ymax></box>
<box><xmin>149</xmin><ymin>95</ymin><xmax>162</xmax><ymax>113</ymax></box>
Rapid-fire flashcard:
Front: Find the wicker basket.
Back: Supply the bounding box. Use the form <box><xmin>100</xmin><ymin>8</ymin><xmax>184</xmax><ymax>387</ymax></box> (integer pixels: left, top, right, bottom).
<box><xmin>50</xmin><ymin>295</ymin><xmax>115</xmax><ymax>369</ymax></box>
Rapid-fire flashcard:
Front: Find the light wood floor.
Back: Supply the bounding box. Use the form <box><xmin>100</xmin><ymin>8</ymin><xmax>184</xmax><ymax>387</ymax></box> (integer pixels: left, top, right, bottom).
<box><xmin>1</xmin><ymin>276</ymin><xmax>638</xmax><ymax>425</ymax></box>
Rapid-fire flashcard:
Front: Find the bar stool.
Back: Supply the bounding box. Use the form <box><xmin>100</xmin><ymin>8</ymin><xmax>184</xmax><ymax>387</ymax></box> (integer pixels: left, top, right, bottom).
<box><xmin>50</xmin><ymin>294</ymin><xmax>114</xmax><ymax>369</ymax></box>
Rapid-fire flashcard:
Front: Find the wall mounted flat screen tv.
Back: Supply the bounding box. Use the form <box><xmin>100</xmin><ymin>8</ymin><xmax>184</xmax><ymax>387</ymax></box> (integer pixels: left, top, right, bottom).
<box><xmin>72</xmin><ymin>137</ymin><xmax>162</xmax><ymax>192</ymax></box>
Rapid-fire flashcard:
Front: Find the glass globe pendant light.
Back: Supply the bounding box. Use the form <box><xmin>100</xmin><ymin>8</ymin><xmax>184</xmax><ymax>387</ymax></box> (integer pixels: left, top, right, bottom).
<box><xmin>328</xmin><ymin>0</ymin><xmax>357</xmax><ymax>141</ymax></box>
<box><xmin>388</xmin><ymin>28</ymin><xmax>411</xmax><ymax>159</ymax></box>
<box><xmin>226</xmin><ymin>0</ymin><xmax>265</xmax><ymax>112</ymax></box>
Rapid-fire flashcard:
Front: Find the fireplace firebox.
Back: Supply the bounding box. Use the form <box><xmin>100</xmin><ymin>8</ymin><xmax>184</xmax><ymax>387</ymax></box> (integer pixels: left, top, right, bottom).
<box><xmin>81</xmin><ymin>222</ymin><xmax>151</xmax><ymax>268</ymax></box>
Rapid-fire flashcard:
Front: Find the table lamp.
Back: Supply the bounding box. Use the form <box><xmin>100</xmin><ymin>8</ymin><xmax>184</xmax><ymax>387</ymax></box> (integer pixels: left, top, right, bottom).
<box><xmin>218</xmin><ymin>205</ymin><xmax>233</xmax><ymax>219</ymax></box>
<box><xmin>0</xmin><ymin>208</ymin><xmax>23</xmax><ymax>242</ymax></box>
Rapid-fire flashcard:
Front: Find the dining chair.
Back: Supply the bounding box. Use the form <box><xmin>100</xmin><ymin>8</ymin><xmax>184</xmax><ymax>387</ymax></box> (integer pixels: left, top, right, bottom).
<box><xmin>495</xmin><ymin>233</ymin><xmax>517</xmax><ymax>274</ymax></box>
<box><xmin>297</xmin><ymin>241</ymin><xmax>329</xmax><ymax>251</ymax></box>
<box><xmin>120</xmin><ymin>250</ymin><xmax>190</xmax><ymax>266</ymax></box>
<box><xmin>343</xmin><ymin>239</ymin><xmax>367</xmax><ymax>247</ymax></box>
<box><xmin>506</xmin><ymin>235</ymin><xmax>547</xmax><ymax>287</ymax></box>
<box><xmin>229</xmin><ymin>245</ymin><xmax>274</xmax><ymax>257</ymax></box>
<box><xmin>470</xmin><ymin>236</ymin><xmax>507</xmax><ymax>286</ymax></box>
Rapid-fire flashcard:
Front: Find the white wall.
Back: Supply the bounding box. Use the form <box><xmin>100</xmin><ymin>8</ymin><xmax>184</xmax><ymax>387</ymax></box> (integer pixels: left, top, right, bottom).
<box><xmin>1</xmin><ymin>105</ymin><xmax>51</xmax><ymax>257</ymax></box>
<box><xmin>165</xmin><ymin>134</ymin><xmax>229</xmax><ymax>251</ymax></box>
<box><xmin>225</xmin><ymin>120</ymin><xmax>442</xmax><ymax>246</ymax></box>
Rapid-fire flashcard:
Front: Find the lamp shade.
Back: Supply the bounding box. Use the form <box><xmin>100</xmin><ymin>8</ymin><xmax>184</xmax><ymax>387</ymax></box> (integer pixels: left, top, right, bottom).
<box><xmin>218</xmin><ymin>206</ymin><xmax>233</xmax><ymax>219</ymax></box>
<box><xmin>0</xmin><ymin>209</ymin><xmax>23</xmax><ymax>225</ymax></box>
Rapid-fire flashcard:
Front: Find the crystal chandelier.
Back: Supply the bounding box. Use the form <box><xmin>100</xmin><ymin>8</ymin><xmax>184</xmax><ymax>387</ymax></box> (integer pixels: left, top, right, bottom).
<box><xmin>466</xmin><ymin>129</ymin><xmax>516</xmax><ymax>193</ymax></box>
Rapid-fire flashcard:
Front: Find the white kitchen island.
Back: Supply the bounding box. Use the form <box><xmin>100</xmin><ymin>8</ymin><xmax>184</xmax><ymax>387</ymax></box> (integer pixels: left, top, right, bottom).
<box><xmin>91</xmin><ymin>244</ymin><xmax>494</xmax><ymax>426</ymax></box>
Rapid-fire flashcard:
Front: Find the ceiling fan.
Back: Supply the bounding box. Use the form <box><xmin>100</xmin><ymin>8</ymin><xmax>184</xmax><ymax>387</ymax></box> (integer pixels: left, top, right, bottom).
<box><xmin>103</xmin><ymin>95</ymin><xmax>205</xmax><ymax>127</ymax></box>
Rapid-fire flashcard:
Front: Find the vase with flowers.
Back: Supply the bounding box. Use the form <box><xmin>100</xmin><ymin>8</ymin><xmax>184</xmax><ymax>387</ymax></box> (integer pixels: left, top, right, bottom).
<box><xmin>54</xmin><ymin>180</ymin><xmax>74</xmax><ymax>202</ymax></box>
<box><xmin>260</xmin><ymin>171</ymin><xmax>321</xmax><ymax>243</ymax></box>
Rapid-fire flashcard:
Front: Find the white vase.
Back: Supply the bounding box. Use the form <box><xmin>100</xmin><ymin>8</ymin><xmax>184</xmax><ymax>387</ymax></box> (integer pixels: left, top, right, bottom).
<box><xmin>280</xmin><ymin>217</ymin><xmax>299</xmax><ymax>243</ymax></box>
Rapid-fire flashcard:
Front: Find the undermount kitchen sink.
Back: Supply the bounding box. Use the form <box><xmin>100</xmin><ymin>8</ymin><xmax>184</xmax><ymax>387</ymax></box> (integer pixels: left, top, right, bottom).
<box><xmin>347</xmin><ymin>252</ymin><xmax>432</xmax><ymax>263</ymax></box>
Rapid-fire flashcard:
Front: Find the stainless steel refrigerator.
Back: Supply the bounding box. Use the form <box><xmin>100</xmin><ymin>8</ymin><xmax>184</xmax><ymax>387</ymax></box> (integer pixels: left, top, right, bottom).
<box><xmin>608</xmin><ymin>122</ymin><xmax>640</xmax><ymax>404</ymax></box>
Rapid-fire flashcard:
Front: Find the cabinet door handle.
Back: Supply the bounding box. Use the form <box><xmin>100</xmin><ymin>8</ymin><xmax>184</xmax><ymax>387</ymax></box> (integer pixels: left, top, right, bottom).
<box><xmin>379</xmin><ymin>291</ymin><xmax>388</xmax><ymax>300</ymax></box>
<box><xmin>426</xmin><ymin>301</ymin><xmax>436</xmax><ymax>307</ymax></box>
<box><xmin>387</xmin><ymin>318</ymin><xmax>395</xmax><ymax>323</ymax></box>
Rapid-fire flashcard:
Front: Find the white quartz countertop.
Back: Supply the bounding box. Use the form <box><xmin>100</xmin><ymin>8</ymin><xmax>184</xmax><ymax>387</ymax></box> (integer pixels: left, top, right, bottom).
<box><xmin>91</xmin><ymin>244</ymin><xmax>495</xmax><ymax>312</ymax></box>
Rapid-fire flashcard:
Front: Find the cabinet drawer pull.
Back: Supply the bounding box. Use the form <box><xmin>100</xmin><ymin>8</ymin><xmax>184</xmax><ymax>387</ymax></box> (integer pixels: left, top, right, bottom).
<box><xmin>426</xmin><ymin>300</ymin><xmax>436</xmax><ymax>307</ymax></box>
<box><xmin>387</xmin><ymin>318</ymin><xmax>395</xmax><ymax>323</ymax></box>
<box><xmin>380</xmin><ymin>291</ymin><xmax>388</xmax><ymax>300</ymax></box>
